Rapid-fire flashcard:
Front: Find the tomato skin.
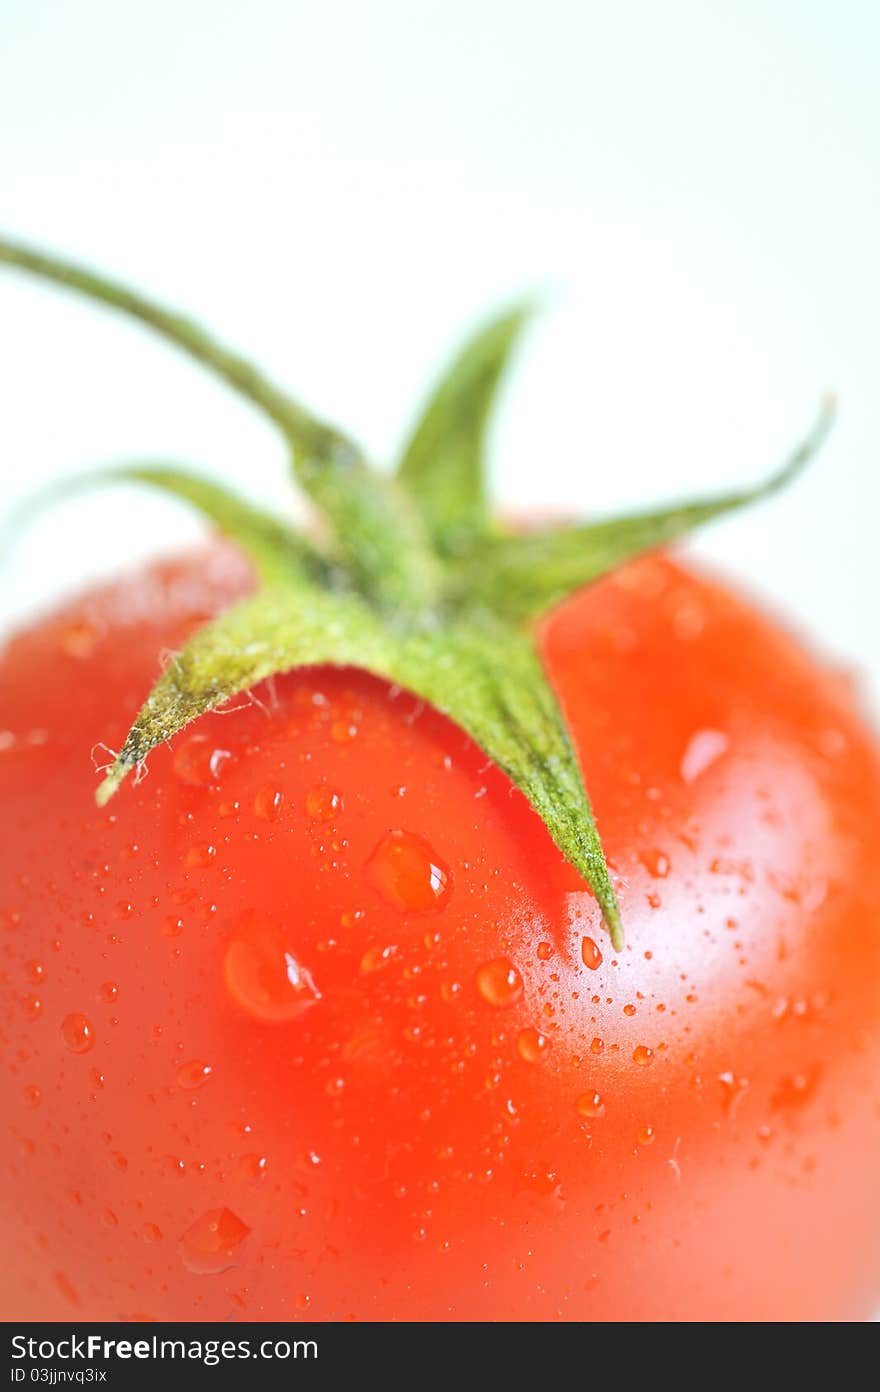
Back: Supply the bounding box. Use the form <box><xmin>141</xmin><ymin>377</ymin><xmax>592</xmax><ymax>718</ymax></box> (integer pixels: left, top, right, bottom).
<box><xmin>2</xmin><ymin>545</ymin><xmax>880</xmax><ymax>1321</ymax></box>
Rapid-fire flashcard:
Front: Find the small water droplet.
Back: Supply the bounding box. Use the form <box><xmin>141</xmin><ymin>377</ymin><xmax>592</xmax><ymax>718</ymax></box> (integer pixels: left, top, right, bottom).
<box><xmin>179</xmin><ymin>1208</ymin><xmax>250</xmax><ymax>1275</ymax></box>
<box><xmin>636</xmin><ymin>1125</ymin><xmax>656</xmax><ymax>1146</ymax></box>
<box><xmin>177</xmin><ymin>1060</ymin><xmax>213</xmax><ymax>1090</ymax></box>
<box><xmin>61</xmin><ymin>1013</ymin><xmax>95</xmax><ymax>1054</ymax></box>
<box><xmin>590</xmin><ymin>1036</ymin><xmax>604</xmax><ymax>1055</ymax></box>
<box><xmin>306</xmin><ymin>785</ymin><xmax>344</xmax><ymax>821</ymax></box>
<box><xmin>360</xmin><ymin>944</ymin><xmax>398</xmax><ymax>974</ymax></box>
<box><xmin>23</xmin><ymin>994</ymin><xmax>42</xmax><ymax>1022</ymax></box>
<box><xmin>576</xmin><ymin>1090</ymin><xmax>605</xmax><ymax>1118</ymax></box>
<box><xmin>173</xmin><ymin>735</ymin><xmax>231</xmax><ymax>786</ymax></box>
<box><xmin>99</xmin><ymin>981</ymin><xmax>118</xmax><ymax>1005</ymax></box>
<box><xmin>366</xmin><ymin>830</ymin><xmax>451</xmax><ymax>912</ymax></box>
<box><xmin>224</xmin><ymin>914</ymin><xmax>321</xmax><ymax>1022</ymax></box>
<box><xmin>162</xmin><ymin>914</ymin><xmax>184</xmax><ymax>938</ymax></box>
<box><xmin>24</xmin><ymin>960</ymin><xmax>46</xmax><ymax>984</ymax></box>
<box><xmin>633</xmin><ymin>1044</ymin><xmax>654</xmax><ymax>1066</ymax></box>
<box><xmin>623</xmin><ymin>1003</ymin><xmax>636</xmax><ymax>1018</ymax></box>
<box><xmin>581</xmin><ymin>936</ymin><xmax>603</xmax><ymax>971</ymax></box>
<box><xmin>640</xmin><ymin>849</ymin><xmax>670</xmax><ymax>879</ymax></box>
<box><xmin>516</xmin><ymin>1027</ymin><xmax>550</xmax><ymax>1063</ymax></box>
<box><xmin>254</xmin><ymin>786</ymin><xmax>285</xmax><ymax>821</ymax></box>
<box><xmin>536</xmin><ymin>942</ymin><xmax>554</xmax><ymax>961</ymax></box>
<box><xmin>23</xmin><ymin>1083</ymin><xmax>41</xmax><ymax>1107</ymax></box>
<box><xmin>185</xmin><ymin>843</ymin><xmax>216</xmax><ymax>869</ymax></box>
<box><xmin>237</xmin><ymin>1153</ymin><xmax>268</xmax><ymax>1183</ymax></box>
<box><xmin>475</xmin><ymin>958</ymin><xmax>523</xmax><ymax>1008</ymax></box>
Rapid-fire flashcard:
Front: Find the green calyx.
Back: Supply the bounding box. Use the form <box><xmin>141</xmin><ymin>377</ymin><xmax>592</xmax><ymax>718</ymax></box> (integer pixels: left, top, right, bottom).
<box><xmin>0</xmin><ymin>235</ymin><xmax>834</xmax><ymax>949</ymax></box>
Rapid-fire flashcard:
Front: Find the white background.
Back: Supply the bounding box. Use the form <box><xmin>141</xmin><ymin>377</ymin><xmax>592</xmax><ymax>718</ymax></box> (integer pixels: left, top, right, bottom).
<box><xmin>0</xmin><ymin>1</ymin><xmax>878</xmax><ymax>698</ymax></box>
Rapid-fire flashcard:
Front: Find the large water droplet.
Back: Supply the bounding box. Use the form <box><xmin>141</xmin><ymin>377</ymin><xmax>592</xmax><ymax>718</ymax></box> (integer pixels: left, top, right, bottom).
<box><xmin>179</xmin><ymin>1208</ymin><xmax>250</xmax><ymax>1275</ymax></box>
<box><xmin>475</xmin><ymin>958</ymin><xmax>523</xmax><ymax>1008</ymax></box>
<box><xmin>224</xmin><ymin>914</ymin><xmax>322</xmax><ymax>1022</ymax></box>
<box><xmin>173</xmin><ymin>735</ymin><xmax>231</xmax><ymax>786</ymax></box>
<box><xmin>365</xmin><ymin>830</ymin><xmax>451</xmax><ymax>912</ymax></box>
<box><xmin>61</xmin><ymin>1013</ymin><xmax>95</xmax><ymax>1054</ymax></box>
<box><xmin>632</xmin><ymin>1044</ymin><xmax>654</xmax><ymax>1066</ymax></box>
<box><xmin>516</xmin><ymin>1027</ymin><xmax>549</xmax><ymax>1062</ymax></box>
<box><xmin>306</xmin><ymin>785</ymin><xmax>344</xmax><ymax>821</ymax></box>
<box><xmin>581</xmin><ymin>936</ymin><xmax>603</xmax><ymax>970</ymax></box>
<box><xmin>254</xmin><ymin>786</ymin><xmax>285</xmax><ymax>821</ymax></box>
<box><xmin>576</xmin><ymin>1090</ymin><xmax>605</xmax><ymax>1118</ymax></box>
<box><xmin>177</xmin><ymin>1060</ymin><xmax>213</xmax><ymax>1090</ymax></box>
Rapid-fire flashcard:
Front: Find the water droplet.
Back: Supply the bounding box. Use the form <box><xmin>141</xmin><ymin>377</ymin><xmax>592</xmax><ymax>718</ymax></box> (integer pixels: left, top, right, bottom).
<box><xmin>177</xmin><ymin>1060</ymin><xmax>213</xmax><ymax>1090</ymax></box>
<box><xmin>639</xmin><ymin>849</ymin><xmax>670</xmax><ymax>879</ymax></box>
<box><xmin>295</xmin><ymin>1292</ymin><xmax>311</xmax><ymax>1311</ymax></box>
<box><xmin>254</xmin><ymin>786</ymin><xmax>285</xmax><ymax>821</ymax></box>
<box><xmin>224</xmin><ymin>914</ymin><xmax>322</xmax><ymax>1022</ymax></box>
<box><xmin>516</xmin><ymin>1027</ymin><xmax>550</xmax><ymax>1063</ymax></box>
<box><xmin>23</xmin><ymin>1083</ymin><xmax>41</xmax><ymax>1107</ymax></box>
<box><xmin>185</xmin><ymin>843</ymin><xmax>216</xmax><ymax>869</ymax></box>
<box><xmin>623</xmin><ymin>1003</ymin><xmax>636</xmax><ymax>1018</ymax></box>
<box><xmin>590</xmin><ymin>1036</ymin><xmax>604</xmax><ymax>1055</ymax></box>
<box><xmin>142</xmin><ymin>1222</ymin><xmax>163</xmax><ymax>1242</ymax></box>
<box><xmin>576</xmin><ymin>1090</ymin><xmax>605</xmax><ymax>1118</ymax></box>
<box><xmin>61</xmin><ymin>1013</ymin><xmax>94</xmax><ymax>1054</ymax></box>
<box><xmin>633</xmin><ymin>1044</ymin><xmax>654</xmax><ymax>1066</ymax></box>
<box><xmin>99</xmin><ymin>981</ymin><xmax>118</xmax><ymax>1005</ymax></box>
<box><xmin>173</xmin><ymin>735</ymin><xmax>231</xmax><ymax>786</ymax></box>
<box><xmin>581</xmin><ymin>936</ymin><xmax>603</xmax><ymax>971</ymax></box>
<box><xmin>23</xmin><ymin>994</ymin><xmax>42</xmax><ymax>1022</ymax></box>
<box><xmin>536</xmin><ymin>942</ymin><xmax>554</xmax><ymax>961</ymax></box>
<box><xmin>636</xmin><ymin>1125</ymin><xmax>656</xmax><ymax>1146</ymax></box>
<box><xmin>179</xmin><ymin>1208</ymin><xmax>250</xmax><ymax>1275</ymax></box>
<box><xmin>24</xmin><ymin>960</ymin><xmax>46</xmax><ymax>984</ymax></box>
<box><xmin>306</xmin><ymin>785</ymin><xmax>344</xmax><ymax>821</ymax></box>
<box><xmin>237</xmin><ymin>1153</ymin><xmax>268</xmax><ymax>1183</ymax></box>
<box><xmin>162</xmin><ymin>914</ymin><xmax>184</xmax><ymax>938</ymax></box>
<box><xmin>360</xmin><ymin>944</ymin><xmax>398</xmax><ymax>974</ymax></box>
<box><xmin>110</xmin><ymin>1151</ymin><xmax>128</xmax><ymax>1171</ymax></box>
<box><xmin>366</xmin><ymin>830</ymin><xmax>451</xmax><ymax>912</ymax></box>
<box><xmin>475</xmin><ymin>958</ymin><xmax>523</xmax><ymax>1008</ymax></box>
<box><xmin>680</xmin><ymin>729</ymin><xmax>729</xmax><ymax>784</ymax></box>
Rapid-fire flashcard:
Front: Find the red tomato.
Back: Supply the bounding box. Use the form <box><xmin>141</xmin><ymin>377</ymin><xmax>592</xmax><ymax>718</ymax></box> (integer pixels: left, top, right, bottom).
<box><xmin>2</xmin><ymin>544</ymin><xmax>880</xmax><ymax>1321</ymax></box>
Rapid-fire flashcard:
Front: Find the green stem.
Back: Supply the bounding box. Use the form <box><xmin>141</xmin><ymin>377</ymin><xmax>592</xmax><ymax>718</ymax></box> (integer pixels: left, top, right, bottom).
<box><xmin>0</xmin><ymin>234</ymin><xmax>441</xmax><ymax>616</ymax></box>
